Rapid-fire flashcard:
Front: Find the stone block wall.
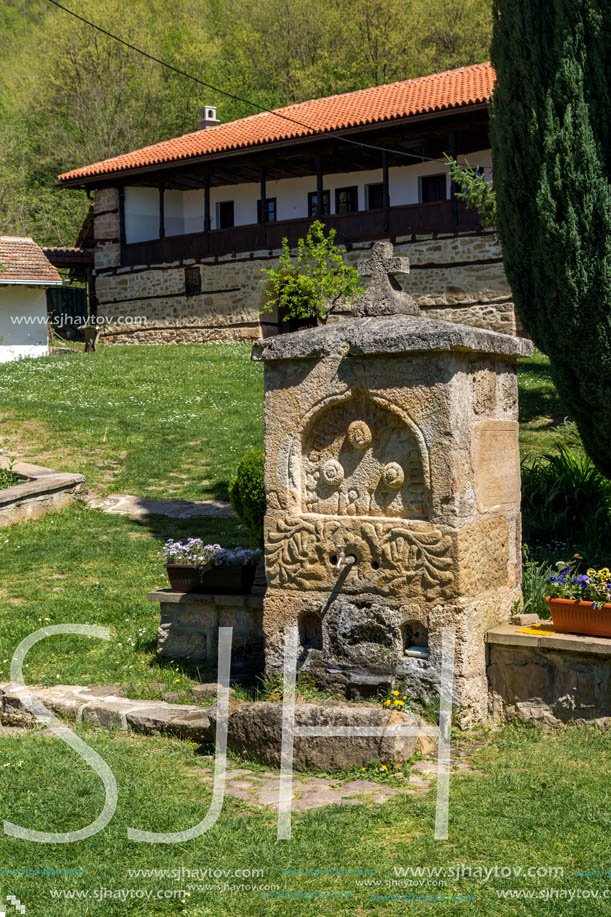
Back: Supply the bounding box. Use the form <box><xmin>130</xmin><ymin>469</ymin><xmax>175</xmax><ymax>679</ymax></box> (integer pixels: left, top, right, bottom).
<box><xmin>486</xmin><ymin>625</ymin><xmax>611</xmax><ymax>725</ymax></box>
<box><xmin>254</xmin><ymin>320</ymin><xmax>531</xmax><ymax>724</ymax></box>
<box><xmin>91</xmin><ymin>188</ymin><xmax>518</xmax><ymax>344</ymax></box>
<box><xmin>150</xmin><ymin>590</ymin><xmax>264</xmax><ymax>679</ymax></box>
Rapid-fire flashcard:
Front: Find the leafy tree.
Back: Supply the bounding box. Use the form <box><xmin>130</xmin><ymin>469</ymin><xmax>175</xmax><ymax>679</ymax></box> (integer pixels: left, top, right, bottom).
<box><xmin>261</xmin><ymin>221</ymin><xmax>363</xmax><ymax>325</ymax></box>
<box><xmin>491</xmin><ymin>0</ymin><xmax>611</xmax><ymax>476</ymax></box>
<box><xmin>444</xmin><ymin>154</ymin><xmax>496</xmax><ymax>227</ymax></box>
<box><xmin>0</xmin><ymin>0</ymin><xmax>495</xmax><ymax>245</ymax></box>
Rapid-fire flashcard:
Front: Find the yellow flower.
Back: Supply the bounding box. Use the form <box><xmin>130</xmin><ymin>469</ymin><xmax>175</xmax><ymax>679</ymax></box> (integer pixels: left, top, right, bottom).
<box><xmin>361</xmin><ymin>767</ymin><xmax>367</xmax><ymax>771</ymax></box>
<box><xmin>600</xmin><ymin>568</ymin><xmax>610</xmax><ymax>580</ymax></box>
<box><xmin>587</xmin><ymin>569</ymin><xmax>596</xmax><ymax>577</ymax></box>
<box><xmin>402</xmin><ymin>695</ymin><xmax>407</xmax><ymax>700</ymax></box>
<box><xmin>393</xmin><ymin>690</ymin><xmax>400</xmax><ymax>696</ymax></box>
<box><xmin>175</xmin><ymin>678</ymin><xmax>180</xmax><ymax>683</ymax></box>
<box><xmin>384</xmin><ymin>699</ymin><xmax>391</xmax><ymax>706</ymax></box>
<box><xmin>380</xmin><ymin>765</ymin><xmax>387</xmax><ymax>771</ymax></box>
<box><xmin>394</xmin><ymin>700</ymin><xmax>401</xmax><ymax>706</ymax></box>
<box><xmin>397</xmin><ymin>701</ymin><xmax>405</xmax><ymax>706</ymax></box>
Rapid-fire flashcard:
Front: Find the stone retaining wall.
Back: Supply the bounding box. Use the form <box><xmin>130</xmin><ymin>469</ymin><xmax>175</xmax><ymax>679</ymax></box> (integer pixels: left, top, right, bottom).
<box><xmin>148</xmin><ymin>589</ymin><xmax>264</xmax><ymax>679</ymax></box>
<box><xmin>0</xmin><ymin>460</ymin><xmax>86</xmax><ymax>527</ymax></box>
<box><xmin>93</xmin><ymin>188</ymin><xmax>517</xmax><ymax>343</ymax></box>
<box><xmin>487</xmin><ymin>624</ymin><xmax>611</xmax><ymax>725</ymax></box>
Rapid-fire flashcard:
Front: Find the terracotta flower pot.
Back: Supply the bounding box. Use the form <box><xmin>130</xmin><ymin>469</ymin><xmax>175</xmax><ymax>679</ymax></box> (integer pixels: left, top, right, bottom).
<box><xmin>165</xmin><ymin>564</ymin><xmax>204</xmax><ymax>593</ymax></box>
<box><xmin>546</xmin><ymin>597</ymin><xmax>611</xmax><ymax>638</ymax></box>
<box><xmin>165</xmin><ymin>563</ymin><xmax>256</xmax><ymax>595</ymax></box>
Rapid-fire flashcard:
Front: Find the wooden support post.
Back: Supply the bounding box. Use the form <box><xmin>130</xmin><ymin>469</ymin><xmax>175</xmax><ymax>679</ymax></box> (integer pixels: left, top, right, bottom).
<box><xmin>204</xmin><ymin>175</ymin><xmax>211</xmax><ymax>255</ymax></box>
<box><xmin>449</xmin><ymin>131</ymin><xmax>459</xmax><ymax>230</ymax></box>
<box><xmin>382</xmin><ymin>150</ymin><xmax>390</xmax><ymax>233</ymax></box>
<box><xmin>260</xmin><ymin>166</ymin><xmax>268</xmax><ymax>246</ymax></box>
<box><xmin>204</xmin><ymin>175</ymin><xmax>211</xmax><ymax>232</ymax></box>
<box><xmin>159</xmin><ymin>185</ymin><xmax>165</xmax><ymax>240</ymax></box>
<box><xmin>118</xmin><ymin>186</ymin><xmax>126</xmax><ymax>264</ymax></box>
<box><xmin>316</xmin><ymin>156</ymin><xmax>324</xmax><ymax>219</ymax></box>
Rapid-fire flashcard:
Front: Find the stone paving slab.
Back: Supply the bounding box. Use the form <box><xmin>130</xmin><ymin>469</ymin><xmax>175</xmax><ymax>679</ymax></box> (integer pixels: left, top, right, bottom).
<box><xmin>189</xmin><ymin>767</ymin><xmax>437</xmax><ymax>812</ymax></box>
<box><xmin>0</xmin><ymin>683</ymin><xmax>211</xmax><ymax>741</ymax></box>
<box><xmin>0</xmin><ymin>684</ymin><xmax>475</xmax><ymax>814</ymax></box>
<box><xmin>83</xmin><ymin>492</ymin><xmax>235</xmax><ymax>519</ymax></box>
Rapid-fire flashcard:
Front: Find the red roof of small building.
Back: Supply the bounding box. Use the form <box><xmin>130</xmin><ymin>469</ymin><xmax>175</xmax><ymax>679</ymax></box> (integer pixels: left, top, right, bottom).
<box><xmin>59</xmin><ymin>62</ymin><xmax>494</xmax><ymax>184</ymax></box>
<box><xmin>0</xmin><ymin>237</ymin><xmax>62</xmax><ymax>286</ymax></box>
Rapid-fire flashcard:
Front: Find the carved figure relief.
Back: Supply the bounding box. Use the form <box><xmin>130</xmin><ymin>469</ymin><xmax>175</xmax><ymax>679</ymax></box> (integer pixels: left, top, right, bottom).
<box><xmin>302</xmin><ymin>393</ymin><xmax>428</xmax><ymax>519</ymax></box>
<box><xmin>266</xmin><ymin>516</ymin><xmax>454</xmax><ymax>600</ymax></box>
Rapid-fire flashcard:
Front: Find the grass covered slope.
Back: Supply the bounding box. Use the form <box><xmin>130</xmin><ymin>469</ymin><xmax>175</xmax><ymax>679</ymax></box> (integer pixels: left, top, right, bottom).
<box><xmin>0</xmin><ymin>725</ymin><xmax>609</xmax><ymax>915</ymax></box>
<box><xmin>0</xmin><ymin>505</ymin><xmax>243</xmax><ymax>694</ymax></box>
<box><xmin>0</xmin><ymin>343</ymin><xmax>263</xmax><ymax>501</ymax></box>
<box><xmin>0</xmin><ymin>342</ymin><xmax>572</xmax><ymax>502</ymax></box>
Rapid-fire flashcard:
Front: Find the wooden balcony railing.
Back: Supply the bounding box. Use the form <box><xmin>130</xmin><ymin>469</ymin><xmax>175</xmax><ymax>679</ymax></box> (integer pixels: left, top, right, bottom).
<box><xmin>121</xmin><ymin>199</ymin><xmax>482</xmax><ymax>267</ymax></box>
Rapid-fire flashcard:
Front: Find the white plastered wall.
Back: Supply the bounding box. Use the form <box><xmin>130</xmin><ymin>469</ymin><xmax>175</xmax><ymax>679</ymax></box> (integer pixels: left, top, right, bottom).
<box><xmin>0</xmin><ymin>286</ymin><xmax>49</xmax><ymax>363</ymax></box>
<box><xmin>123</xmin><ymin>149</ymin><xmax>493</xmax><ymax>239</ymax></box>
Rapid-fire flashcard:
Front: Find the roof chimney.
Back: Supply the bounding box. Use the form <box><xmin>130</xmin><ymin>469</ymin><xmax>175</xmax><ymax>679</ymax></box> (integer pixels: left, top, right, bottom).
<box><xmin>199</xmin><ymin>106</ymin><xmax>220</xmax><ymax>130</ymax></box>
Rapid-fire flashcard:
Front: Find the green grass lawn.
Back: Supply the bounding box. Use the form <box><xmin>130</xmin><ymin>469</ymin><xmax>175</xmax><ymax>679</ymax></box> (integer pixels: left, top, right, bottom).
<box><xmin>0</xmin><ymin>723</ymin><xmax>609</xmax><ymax>915</ymax></box>
<box><xmin>1</xmin><ymin>342</ymin><xmax>604</xmax><ymax>916</ymax></box>
<box><xmin>0</xmin><ymin>342</ymin><xmax>578</xmax><ymax>509</ymax></box>
<box><xmin>0</xmin><ymin>343</ymin><xmax>263</xmax><ymax>501</ymax></box>
<box><xmin>0</xmin><ymin>505</ymin><xmax>244</xmax><ymax>696</ymax></box>
<box><xmin>518</xmin><ymin>346</ymin><xmax>581</xmax><ymax>457</ymax></box>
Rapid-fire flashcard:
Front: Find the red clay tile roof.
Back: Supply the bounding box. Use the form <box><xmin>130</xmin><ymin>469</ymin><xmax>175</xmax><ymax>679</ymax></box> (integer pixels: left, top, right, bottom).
<box><xmin>0</xmin><ymin>237</ymin><xmax>62</xmax><ymax>285</ymax></box>
<box><xmin>59</xmin><ymin>62</ymin><xmax>494</xmax><ymax>184</ymax></box>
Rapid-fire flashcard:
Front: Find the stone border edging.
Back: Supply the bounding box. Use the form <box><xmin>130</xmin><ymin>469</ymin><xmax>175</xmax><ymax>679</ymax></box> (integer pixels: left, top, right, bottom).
<box><xmin>486</xmin><ymin>623</ymin><xmax>611</xmax><ymax>656</ymax></box>
<box><xmin>0</xmin><ymin>459</ymin><xmax>86</xmax><ymax>526</ymax></box>
<box><xmin>147</xmin><ymin>590</ymin><xmax>263</xmax><ymax>608</ymax></box>
<box><xmin>0</xmin><ymin>683</ymin><xmax>436</xmax><ymax>771</ymax></box>
<box><xmin>0</xmin><ymin>683</ymin><xmax>211</xmax><ymax>740</ymax></box>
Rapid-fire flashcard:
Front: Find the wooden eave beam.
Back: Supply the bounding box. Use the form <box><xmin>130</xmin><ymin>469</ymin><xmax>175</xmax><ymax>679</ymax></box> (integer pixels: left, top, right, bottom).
<box><xmin>59</xmin><ymin>103</ymin><xmax>490</xmax><ymax>189</ymax></box>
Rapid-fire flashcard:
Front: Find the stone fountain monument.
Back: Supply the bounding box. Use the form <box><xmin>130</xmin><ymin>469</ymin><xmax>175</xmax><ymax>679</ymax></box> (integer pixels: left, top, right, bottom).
<box><xmin>253</xmin><ymin>242</ymin><xmax>532</xmax><ymax>723</ymax></box>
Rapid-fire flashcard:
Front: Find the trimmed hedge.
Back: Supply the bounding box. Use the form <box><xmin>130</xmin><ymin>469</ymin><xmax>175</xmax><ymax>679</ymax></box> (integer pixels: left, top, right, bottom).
<box><xmin>229</xmin><ymin>447</ymin><xmax>266</xmax><ymax>547</ymax></box>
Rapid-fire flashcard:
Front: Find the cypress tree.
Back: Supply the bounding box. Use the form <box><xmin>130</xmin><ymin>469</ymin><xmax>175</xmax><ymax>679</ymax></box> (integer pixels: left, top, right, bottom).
<box><xmin>490</xmin><ymin>0</ymin><xmax>611</xmax><ymax>476</ymax></box>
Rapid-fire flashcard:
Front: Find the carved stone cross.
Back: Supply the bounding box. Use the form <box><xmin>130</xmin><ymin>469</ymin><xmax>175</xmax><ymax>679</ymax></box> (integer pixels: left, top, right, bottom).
<box><xmin>352</xmin><ymin>240</ymin><xmax>420</xmax><ymax>317</ymax></box>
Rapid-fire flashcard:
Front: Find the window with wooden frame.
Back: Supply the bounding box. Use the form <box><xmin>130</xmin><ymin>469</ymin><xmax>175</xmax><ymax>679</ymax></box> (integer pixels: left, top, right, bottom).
<box><xmin>185</xmin><ymin>266</ymin><xmax>201</xmax><ymax>297</ymax></box>
<box><xmin>335</xmin><ymin>186</ymin><xmax>359</xmax><ymax>215</ymax></box>
<box><xmin>257</xmin><ymin>198</ymin><xmax>277</xmax><ymax>222</ymax></box>
<box><xmin>307</xmin><ymin>190</ymin><xmax>331</xmax><ymax>218</ymax></box>
<box><xmin>419</xmin><ymin>173</ymin><xmax>447</xmax><ymax>203</ymax></box>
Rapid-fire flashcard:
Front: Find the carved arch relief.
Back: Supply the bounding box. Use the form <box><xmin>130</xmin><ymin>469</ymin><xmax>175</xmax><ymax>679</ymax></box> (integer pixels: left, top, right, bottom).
<box><xmin>300</xmin><ymin>392</ymin><xmax>429</xmax><ymax>519</ymax></box>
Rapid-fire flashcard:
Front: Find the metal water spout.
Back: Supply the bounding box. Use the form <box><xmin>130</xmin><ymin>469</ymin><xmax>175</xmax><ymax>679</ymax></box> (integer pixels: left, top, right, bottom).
<box><xmin>335</xmin><ymin>548</ymin><xmax>357</xmax><ymax>572</ymax></box>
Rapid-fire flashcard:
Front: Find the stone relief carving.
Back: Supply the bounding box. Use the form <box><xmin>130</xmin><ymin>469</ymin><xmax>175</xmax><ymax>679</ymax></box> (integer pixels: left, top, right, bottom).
<box><xmin>302</xmin><ymin>394</ymin><xmax>428</xmax><ymax>519</ymax></box>
<box><xmin>266</xmin><ymin>516</ymin><xmax>454</xmax><ymax>599</ymax></box>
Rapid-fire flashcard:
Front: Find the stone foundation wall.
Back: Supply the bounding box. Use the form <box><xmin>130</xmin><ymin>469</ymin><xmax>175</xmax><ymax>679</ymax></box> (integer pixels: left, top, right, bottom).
<box><xmin>487</xmin><ymin>625</ymin><xmax>611</xmax><ymax>725</ymax></box>
<box><xmin>0</xmin><ymin>461</ymin><xmax>86</xmax><ymax>527</ymax></box>
<box><xmin>149</xmin><ymin>589</ymin><xmax>264</xmax><ymax>679</ymax></box>
<box><xmin>92</xmin><ymin>188</ymin><xmax>517</xmax><ymax>344</ymax></box>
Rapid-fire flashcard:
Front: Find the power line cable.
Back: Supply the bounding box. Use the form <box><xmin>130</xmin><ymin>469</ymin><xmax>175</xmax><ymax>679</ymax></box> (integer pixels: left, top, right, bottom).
<box><xmin>45</xmin><ymin>0</ymin><xmax>490</xmax><ymax>170</ymax></box>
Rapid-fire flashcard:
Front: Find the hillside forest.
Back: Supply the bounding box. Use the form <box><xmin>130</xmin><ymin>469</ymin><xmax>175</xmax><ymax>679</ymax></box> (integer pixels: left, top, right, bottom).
<box><xmin>0</xmin><ymin>0</ymin><xmax>492</xmax><ymax>245</ymax></box>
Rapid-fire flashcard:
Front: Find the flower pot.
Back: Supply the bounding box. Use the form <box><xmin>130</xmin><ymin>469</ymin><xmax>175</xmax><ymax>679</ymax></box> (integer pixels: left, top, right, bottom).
<box><xmin>546</xmin><ymin>597</ymin><xmax>611</xmax><ymax>638</ymax></box>
<box><xmin>165</xmin><ymin>563</ymin><xmax>256</xmax><ymax>594</ymax></box>
<box><xmin>200</xmin><ymin>565</ymin><xmax>257</xmax><ymax>595</ymax></box>
<box><xmin>165</xmin><ymin>564</ymin><xmax>204</xmax><ymax>593</ymax></box>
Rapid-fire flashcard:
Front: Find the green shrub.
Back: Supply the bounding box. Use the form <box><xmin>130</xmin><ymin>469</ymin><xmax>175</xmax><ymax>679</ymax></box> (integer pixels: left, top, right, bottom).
<box><xmin>0</xmin><ymin>458</ymin><xmax>19</xmax><ymax>490</ymax></box>
<box><xmin>521</xmin><ymin>444</ymin><xmax>611</xmax><ymax>564</ymax></box>
<box><xmin>229</xmin><ymin>448</ymin><xmax>266</xmax><ymax>547</ymax></box>
<box><xmin>491</xmin><ymin>1</ymin><xmax>611</xmax><ymax>478</ymax></box>
<box><xmin>521</xmin><ymin>547</ymin><xmax>553</xmax><ymax>619</ymax></box>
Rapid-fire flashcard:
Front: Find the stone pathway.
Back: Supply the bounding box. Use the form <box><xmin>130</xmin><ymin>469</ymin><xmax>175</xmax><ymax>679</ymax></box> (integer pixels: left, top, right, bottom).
<box><xmin>82</xmin><ymin>492</ymin><xmax>234</xmax><ymax>519</ymax></box>
<box><xmin>0</xmin><ymin>683</ymin><xmax>475</xmax><ymax>813</ymax></box>
<box><xmin>185</xmin><ymin>757</ymin><xmax>447</xmax><ymax>812</ymax></box>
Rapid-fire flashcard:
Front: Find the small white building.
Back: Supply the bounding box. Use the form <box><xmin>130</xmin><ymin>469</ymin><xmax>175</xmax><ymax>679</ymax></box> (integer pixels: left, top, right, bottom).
<box><xmin>0</xmin><ymin>236</ymin><xmax>61</xmax><ymax>363</ymax></box>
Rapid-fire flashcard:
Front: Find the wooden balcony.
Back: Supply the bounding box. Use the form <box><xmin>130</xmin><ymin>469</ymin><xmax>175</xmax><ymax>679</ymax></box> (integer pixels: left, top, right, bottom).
<box><xmin>121</xmin><ymin>199</ymin><xmax>481</xmax><ymax>267</ymax></box>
